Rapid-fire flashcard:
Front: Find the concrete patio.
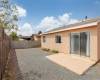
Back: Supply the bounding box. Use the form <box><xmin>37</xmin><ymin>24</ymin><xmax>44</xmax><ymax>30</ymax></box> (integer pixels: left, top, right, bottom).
<box><xmin>46</xmin><ymin>53</ymin><xmax>96</xmax><ymax>75</ymax></box>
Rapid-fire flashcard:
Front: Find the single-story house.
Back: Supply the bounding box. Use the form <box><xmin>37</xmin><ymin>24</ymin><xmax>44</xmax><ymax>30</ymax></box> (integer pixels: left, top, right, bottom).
<box><xmin>31</xmin><ymin>34</ymin><xmax>41</xmax><ymax>41</ymax></box>
<box><xmin>41</xmin><ymin>17</ymin><xmax>100</xmax><ymax>62</ymax></box>
<box><xmin>19</xmin><ymin>36</ymin><xmax>32</xmax><ymax>40</ymax></box>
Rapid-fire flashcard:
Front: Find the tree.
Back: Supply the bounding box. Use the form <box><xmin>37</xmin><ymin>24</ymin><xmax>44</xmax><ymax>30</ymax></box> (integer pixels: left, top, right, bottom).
<box><xmin>10</xmin><ymin>31</ymin><xmax>19</xmax><ymax>40</ymax></box>
<box><xmin>38</xmin><ymin>31</ymin><xmax>42</xmax><ymax>34</ymax></box>
<box><xmin>0</xmin><ymin>0</ymin><xmax>18</xmax><ymax>31</ymax></box>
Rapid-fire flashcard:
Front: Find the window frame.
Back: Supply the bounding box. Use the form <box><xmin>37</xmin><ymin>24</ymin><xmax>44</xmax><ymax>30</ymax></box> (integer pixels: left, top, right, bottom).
<box><xmin>55</xmin><ymin>35</ymin><xmax>62</xmax><ymax>43</ymax></box>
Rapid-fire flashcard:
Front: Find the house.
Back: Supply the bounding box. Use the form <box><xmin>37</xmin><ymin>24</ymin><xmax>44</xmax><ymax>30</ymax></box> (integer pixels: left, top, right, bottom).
<box><xmin>41</xmin><ymin>17</ymin><xmax>100</xmax><ymax>62</ymax></box>
<box><xmin>19</xmin><ymin>36</ymin><xmax>31</xmax><ymax>40</ymax></box>
<box><xmin>31</xmin><ymin>34</ymin><xmax>41</xmax><ymax>41</ymax></box>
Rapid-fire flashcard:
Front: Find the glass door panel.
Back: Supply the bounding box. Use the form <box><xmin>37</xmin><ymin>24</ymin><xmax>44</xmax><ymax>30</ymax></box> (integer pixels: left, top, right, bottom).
<box><xmin>80</xmin><ymin>32</ymin><xmax>90</xmax><ymax>56</ymax></box>
<box><xmin>70</xmin><ymin>33</ymin><xmax>80</xmax><ymax>55</ymax></box>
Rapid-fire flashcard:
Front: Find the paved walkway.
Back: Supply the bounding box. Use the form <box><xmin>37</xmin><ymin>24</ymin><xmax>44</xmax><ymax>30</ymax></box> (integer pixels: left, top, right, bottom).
<box><xmin>16</xmin><ymin>48</ymin><xmax>100</xmax><ymax>80</ymax></box>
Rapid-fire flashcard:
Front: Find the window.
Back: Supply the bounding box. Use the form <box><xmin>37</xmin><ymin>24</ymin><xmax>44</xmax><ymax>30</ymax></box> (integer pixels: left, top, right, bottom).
<box><xmin>43</xmin><ymin>36</ymin><xmax>46</xmax><ymax>42</ymax></box>
<box><xmin>55</xmin><ymin>35</ymin><xmax>61</xmax><ymax>43</ymax></box>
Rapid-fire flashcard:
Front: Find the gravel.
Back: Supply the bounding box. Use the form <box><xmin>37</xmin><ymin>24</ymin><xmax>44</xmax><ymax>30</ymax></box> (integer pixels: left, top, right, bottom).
<box><xmin>16</xmin><ymin>48</ymin><xmax>100</xmax><ymax>80</ymax></box>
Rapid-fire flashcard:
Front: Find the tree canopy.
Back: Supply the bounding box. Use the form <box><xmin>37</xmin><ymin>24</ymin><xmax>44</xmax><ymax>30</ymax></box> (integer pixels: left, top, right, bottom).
<box><xmin>0</xmin><ymin>0</ymin><xmax>18</xmax><ymax>31</ymax></box>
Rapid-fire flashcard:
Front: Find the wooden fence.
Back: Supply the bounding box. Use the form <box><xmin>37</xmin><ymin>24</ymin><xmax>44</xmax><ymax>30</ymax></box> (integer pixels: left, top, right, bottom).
<box><xmin>0</xmin><ymin>28</ymin><xmax>23</xmax><ymax>80</ymax></box>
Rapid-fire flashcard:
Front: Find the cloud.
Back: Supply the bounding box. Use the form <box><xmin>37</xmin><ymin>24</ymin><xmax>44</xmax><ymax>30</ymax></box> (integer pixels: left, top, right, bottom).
<box><xmin>36</xmin><ymin>16</ymin><xmax>61</xmax><ymax>32</ymax></box>
<box><xmin>95</xmin><ymin>0</ymin><xmax>100</xmax><ymax>4</ymax></box>
<box><xmin>58</xmin><ymin>13</ymin><xmax>71</xmax><ymax>24</ymax></box>
<box><xmin>18</xmin><ymin>23</ymin><xmax>33</xmax><ymax>36</ymax></box>
<box><xmin>16</xmin><ymin>5</ymin><xmax>27</xmax><ymax>17</ymax></box>
<box><xmin>58</xmin><ymin>13</ymin><xmax>78</xmax><ymax>25</ymax></box>
<box><xmin>35</xmin><ymin>13</ymin><xmax>78</xmax><ymax>32</ymax></box>
<box><xmin>17</xmin><ymin>13</ymin><xmax>78</xmax><ymax>36</ymax></box>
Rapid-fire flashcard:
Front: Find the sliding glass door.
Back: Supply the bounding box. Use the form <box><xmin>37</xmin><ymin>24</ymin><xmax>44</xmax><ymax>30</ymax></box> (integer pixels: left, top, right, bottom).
<box><xmin>70</xmin><ymin>32</ymin><xmax>90</xmax><ymax>57</ymax></box>
<box><xmin>80</xmin><ymin>32</ymin><xmax>90</xmax><ymax>56</ymax></box>
<box><xmin>70</xmin><ymin>33</ymin><xmax>80</xmax><ymax>55</ymax></box>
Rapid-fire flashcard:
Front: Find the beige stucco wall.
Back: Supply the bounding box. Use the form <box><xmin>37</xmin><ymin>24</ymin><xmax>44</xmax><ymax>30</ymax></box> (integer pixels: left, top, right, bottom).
<box><xmin>31</xmin><ymin>35</ymin><xmax>41</xmax><ymax>41</ymax></box>
<box><xmin>97</xmin><ymin>22</ymin><xmax>100</xmax><ymax>61</ymax></box>
<box><xmin>41</xmin><ymin>26</ymin><xmax>98</xmax><ymax>61</ymax></box>
<box><xmin>34</xmin><ymin>36</ymin><xmax>41</xmax><ymax>41</ymax></box>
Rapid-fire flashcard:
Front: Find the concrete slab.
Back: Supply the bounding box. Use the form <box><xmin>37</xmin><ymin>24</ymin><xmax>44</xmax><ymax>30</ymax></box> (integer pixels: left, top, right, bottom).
<box><xmin>46</xmin><ymin>53</ymin><xmax>96</xmax><ymax>75</ymax></box>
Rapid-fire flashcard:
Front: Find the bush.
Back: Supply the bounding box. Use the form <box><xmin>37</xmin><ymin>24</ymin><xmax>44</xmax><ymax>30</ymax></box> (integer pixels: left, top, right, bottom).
<box><xmin>42</xmin><ymin>48</ymin><xmax>50</xmax><ymax>52</ymax></box>
<box><xmin>42</xmin><ymin>48</ymin><xmax>59</xmax><ymax>54</ymax></box>
<box><xmin>10</xmin><ymin>31</ymin><xmax>19</xmax><ymax>41</ymax></box>
<box><xmin>51</xmin><ymin>49</ymin><xmax>59</xmax><ymax>53</ymax></box>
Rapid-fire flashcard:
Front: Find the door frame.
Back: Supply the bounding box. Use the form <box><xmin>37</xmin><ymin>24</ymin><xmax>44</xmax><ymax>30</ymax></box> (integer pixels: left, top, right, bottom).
<box><xmin>70</xmin><ymin>32</ymin><xmax>80</xmax><ymax>55</ymax></box>
<box><xmin>70</xmin><ymin>31</ymin><xmax>90</xmax><ymax>57</ymax></box>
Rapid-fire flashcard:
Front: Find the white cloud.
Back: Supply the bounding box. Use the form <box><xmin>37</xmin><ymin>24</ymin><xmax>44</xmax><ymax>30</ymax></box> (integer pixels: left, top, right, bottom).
<box><xmin>17</xmin><ymin>13</ymin><xmax>78</xmax><ymax>36</ymax></box>
<box><xmin>16</xmin><ymin>5</ymin><xmax>27</xmax><ymax>17</ymax></box>
<box><xmin>18</xmin><ymin>23</ymin><xmax>33</xmax><ymax>36</ymax></box>
<box><xmin>35</xmin><ymin>13</ymin><xmax>78</xmax><ymax>32</ymax></box>
<box><xmin>58</xmin><ymin>13</ymin><xmax>70</xmax><ymax>24</ymax></box>
<box><xmin>36</xmin><ymin>16</ymin><xmax>61</xmax><ymax>32</ymax></box>
<box><xmin>95</xmin><ymin>0</ymin><xmax>100</xmax><ymax>4</ymax></box>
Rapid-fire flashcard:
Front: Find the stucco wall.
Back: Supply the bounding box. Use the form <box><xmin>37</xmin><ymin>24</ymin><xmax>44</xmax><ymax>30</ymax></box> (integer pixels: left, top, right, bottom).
<box><xmin>97</xmin><ymin>22</ymin><xmax>100</xmax><ymax>61</ymax></box>
<box><xmin>41</xmin><ymin>26</ymin><xmax>98</xmax><ymax>61</ymax></box>
<box><xmin>41</xmin><ymin>32</ymin><xmax>69</xmax><ymax>53</ymax></box>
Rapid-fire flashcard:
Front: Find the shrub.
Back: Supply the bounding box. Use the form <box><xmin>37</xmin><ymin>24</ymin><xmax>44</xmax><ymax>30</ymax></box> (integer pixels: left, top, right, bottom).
<box><xmin>10</xmin><ymin>31</ymin><xmax>19</xmax><ymax>41</ymax></box>
<box><xmin>42</xmin><ymin>48</ymin><xmax>50</xmax><ymax>52</ymax></box>
<box><xmin>51</xmin><ymin>49</ymin><xmax>59</xmax><ymax>53</ymax></box>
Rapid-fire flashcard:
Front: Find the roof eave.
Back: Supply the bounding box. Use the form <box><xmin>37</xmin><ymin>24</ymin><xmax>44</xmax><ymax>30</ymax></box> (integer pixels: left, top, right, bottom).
<box><xmin>42</xmin><ymin>22</ymin><xmax>98</xmax><ymax>35</ymax></box>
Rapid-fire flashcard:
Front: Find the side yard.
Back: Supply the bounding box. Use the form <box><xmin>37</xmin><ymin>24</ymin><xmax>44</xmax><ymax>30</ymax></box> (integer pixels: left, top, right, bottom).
<box><xmin>16</xmin><ymin>48</ymin><xmax>100</xmax><ymax>80</ymax></box>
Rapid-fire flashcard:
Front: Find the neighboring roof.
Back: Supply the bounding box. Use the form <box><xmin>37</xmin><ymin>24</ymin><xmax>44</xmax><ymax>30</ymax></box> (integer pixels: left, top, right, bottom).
<box><xmin>19</xmin><ymin>36</ymin><xmax>31</xmax><ymax>39</ymax></box>
<box><xmin>32</xmin><ymin>34</ymin><xmax>41</xmax><ymax>36</ymax></box>
<box><xmin>43</xmin><ymin>17</ymin><xmax>100</xmax><ymax>34</ymax></box>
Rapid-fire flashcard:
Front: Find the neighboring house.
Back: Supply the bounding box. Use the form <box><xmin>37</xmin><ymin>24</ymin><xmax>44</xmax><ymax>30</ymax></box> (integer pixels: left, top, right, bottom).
<box><xmin>41</xmin><ymin>17</ymin><xmax>100</xmax><ymax>62</ymax></box>
<box><xmin>31</xmin><ymin>34</ymin><xmax>41</xmax><ymax>41</ymax></box>
<box><xmin>19</xmin><ymin>34</ymin><xmax>41</xmax><ymax>41</ymax></box>
<box><xmin>19</xmin><ymin>36</ymin><xmax>31</xmax><ymax>40</ymax></box>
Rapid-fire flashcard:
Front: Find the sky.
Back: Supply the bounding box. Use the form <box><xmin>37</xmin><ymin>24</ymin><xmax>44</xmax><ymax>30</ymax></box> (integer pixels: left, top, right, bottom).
<box><xmin>12</xmin><ymin>0</ymin><xmax>100</xmax><ymax>36</ymax></box>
